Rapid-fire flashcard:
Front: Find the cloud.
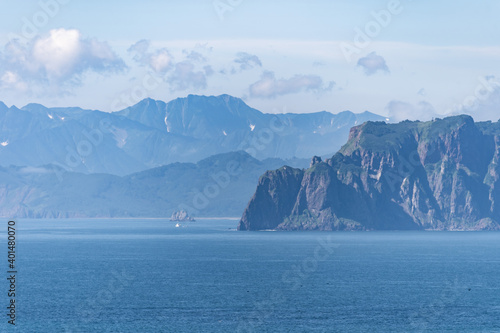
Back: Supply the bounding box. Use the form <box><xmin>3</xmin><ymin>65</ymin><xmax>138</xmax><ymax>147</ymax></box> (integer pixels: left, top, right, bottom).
<box><xmin>183</xmin><ymin>50</ymin><xmax>207</xmax><ymax>63</ymax></box>
<box><xmin>128</xmin><ymin>40</ymin><xmax>212</xmax><ymax>92</ymax></box>
<box><xmin>357</xmin><ymin>52</ymin><xmax>390</xmax><ymax>76</ymax></box>
<box><xmin>203</xmin><ymin>65</ymin><xmax>214</xmax><ymax>76</ymax></box>
<box><xmin>149</xmin><ymin>51</ymin><xmax>173</xmax><ymax>73</ymax></box>
<box><xmin>387</xmin><ymin>76</ymin><xmax>500</xmax><ymax>123</ymax></box>
<box><xmin>0</xmin><ymin>29</ymin><xmax>125</xmax><ymax>92</ymax></box>
<box><xmin>249</xmin><ymin>71</ymin><xmax>334</xmax><ymax>99</ymax></box>
<box><xmin>128</xmin><ymin>40</ymin><xmax>173</xmax><ymax>73</ymax></box>
<box><xmin>0</xmin><ymin>71</ymin><xmax>27</xmax><ymax>91</ymax></box>
<box><xmin>168</xmin><ymin>61</ymin><xmax>207</xmax><ymax>91</ymax></box>
<box><xmin>386</xmin><ymin>100</ymin><xmax>436</xmax><ymax>122</ymax></box>
<box><xmin>234</xmin><ymin>52</ymin><xmax>262</xmax><ymax>71</ymax></box>
<box><xmin>453</xmin><ymin>75</ymin><xmax>500</xmax><ymax>121</ymax></box>
<box><xmin>128</xmin><ymin>39</ymin><xmax>150</xmax><ymax>59</ymax></box>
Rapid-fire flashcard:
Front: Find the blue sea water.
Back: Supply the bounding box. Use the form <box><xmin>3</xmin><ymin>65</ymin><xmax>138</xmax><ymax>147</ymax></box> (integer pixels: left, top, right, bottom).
<box><xmin>1</xmin><ymin>218</ymin><xmax>500</xmax><ymax>332</ymax></box>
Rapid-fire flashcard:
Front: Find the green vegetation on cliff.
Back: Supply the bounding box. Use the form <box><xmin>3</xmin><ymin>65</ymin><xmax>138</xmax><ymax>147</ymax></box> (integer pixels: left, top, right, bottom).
<box><xmin>239</xmin><ymin>115</ymin><xmax>500</xmax><ymax>231</ymax></box>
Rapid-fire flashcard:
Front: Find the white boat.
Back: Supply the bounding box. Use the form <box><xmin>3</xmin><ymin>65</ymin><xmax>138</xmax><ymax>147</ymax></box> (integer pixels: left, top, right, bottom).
<box><xmin>175</xmin><ymin>223</ymin><xmax>181</xmax><ymax>228</ymax></box>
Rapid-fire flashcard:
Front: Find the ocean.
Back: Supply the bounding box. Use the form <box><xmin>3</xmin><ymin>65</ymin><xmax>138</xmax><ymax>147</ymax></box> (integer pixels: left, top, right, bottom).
<box><xmin>2</xmin><ymin>218</ymin><xmax>500</xmax><ymax>332</ymax></box>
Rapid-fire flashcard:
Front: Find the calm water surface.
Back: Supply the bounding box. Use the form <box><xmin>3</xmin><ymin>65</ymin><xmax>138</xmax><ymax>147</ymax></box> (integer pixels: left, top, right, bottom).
<box><xmin>2</xmin><ymin>218</ymin><xmax>500</xmax><ymax>332</ymax></box>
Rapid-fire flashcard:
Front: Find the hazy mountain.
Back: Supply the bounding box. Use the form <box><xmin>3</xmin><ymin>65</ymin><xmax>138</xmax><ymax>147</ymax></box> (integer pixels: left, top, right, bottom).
<box><xmin>0</xmin><ymin>94</ymin><xmax>386</xmax><ymax>175</ymax></box>
<box><xmin>0</xmin><ymin>151</ymin><xmax>309</xmax><ymax>218</ymax></box>
<box><xmin>239</xmin><ymin>116</ymin><xmax>500</xmax><ymax>231</ymax></box>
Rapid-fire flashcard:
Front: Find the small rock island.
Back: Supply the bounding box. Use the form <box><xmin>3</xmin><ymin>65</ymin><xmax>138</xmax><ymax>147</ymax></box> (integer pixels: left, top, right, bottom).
<box><xmin>170</xmin><ymin>210</ymin><xmax>195</xmax><ymax>222</ymax></box>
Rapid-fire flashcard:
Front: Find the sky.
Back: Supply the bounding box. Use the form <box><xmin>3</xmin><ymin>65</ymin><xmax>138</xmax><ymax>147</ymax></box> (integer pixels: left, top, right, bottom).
<box><xmin>0</xmin><ymin>0</ymin><xmax>499</xmax><ymax>121</ymax></box>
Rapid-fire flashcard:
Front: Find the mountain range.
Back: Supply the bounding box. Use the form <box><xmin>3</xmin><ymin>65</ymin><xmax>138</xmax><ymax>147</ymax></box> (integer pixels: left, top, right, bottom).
<box><xmin>0</xmin><ymin>94</ymin><xmax>386</xmax><ymax>176</ymax></box>
<box><xmin>239</xmin><ymin>115</ymin><xmax>500</xmax><ymax>231</ymax></box>
<box><xmin>0</xmin><ymin>151</ymin><xmax>310</xmax><ymax>218</ymax></box>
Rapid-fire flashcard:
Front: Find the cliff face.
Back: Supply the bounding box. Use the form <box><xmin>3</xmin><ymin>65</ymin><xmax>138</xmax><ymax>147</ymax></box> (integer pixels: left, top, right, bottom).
<box><xmin>238</xmin><ymin>115</ymin><xmax>500</xmax><ymax>231</ymax></box>
<box><xmin>238</xmin><ymin>166</ymin><xmax>304</xmax><ymax>230</ymax></box>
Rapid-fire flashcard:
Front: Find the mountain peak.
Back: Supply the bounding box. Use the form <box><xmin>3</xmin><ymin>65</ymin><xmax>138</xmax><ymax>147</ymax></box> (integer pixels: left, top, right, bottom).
<box><xmin>360</xmin><ymin>110</ymin><xmax>383</xmax><ymax>118</ymax></box>
<box><xmin>134</xmin><ymin>97</ymin><xmax>165</xmax><ymax>108</ymax></box>
<box><xmin>0</xmin><ymin>94</ymin><xmax>388</xmax><ymax>175</ymax></box>
<box><xmin>182</xmin><ymin>94</ymin><xmax>245</xmax><ymax>106</ymax></box>
<box><xmin>140</xmin><ymin>97</ymin><xmax>157</xmax><ymax>103</ymax></box>
<box><xmin>21</xmin><ymin>103</ymin><xmax>48</xmax><ymax>112</ymax></box>
<box><xmin>196</xmin><ymin>150</ymin><xmax>258</xmax><ymax>169</ymax></box>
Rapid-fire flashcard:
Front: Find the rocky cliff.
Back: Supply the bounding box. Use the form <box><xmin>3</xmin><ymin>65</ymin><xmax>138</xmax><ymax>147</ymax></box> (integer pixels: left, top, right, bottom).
<box><xmin>238</xmin><ymin>115</ymin><xmax>500</xmax><ymax>231</ymax></box>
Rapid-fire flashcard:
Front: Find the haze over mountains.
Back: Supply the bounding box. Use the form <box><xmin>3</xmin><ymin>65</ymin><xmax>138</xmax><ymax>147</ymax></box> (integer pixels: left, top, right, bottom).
<box><xmin>0</xmin><ymin>151</ymin><xmax>309</xmax><ymax>218</ymax></box>
<box><xmin>0</xmin><ymin>94</ymin><xmax>386</xmax><ymax>176</ymax></box>
<box><xmin>0</xmin><ymin>94</ymin><xmax>387</xmax><ymax>218</ymax></box>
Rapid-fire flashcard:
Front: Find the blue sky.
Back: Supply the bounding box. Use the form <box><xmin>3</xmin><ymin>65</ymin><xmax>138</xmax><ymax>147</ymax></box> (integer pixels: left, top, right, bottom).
<box><xmin>0</xmin><ymin>0</ymin><xmax>499</xmax><ymax>120</ymax></box>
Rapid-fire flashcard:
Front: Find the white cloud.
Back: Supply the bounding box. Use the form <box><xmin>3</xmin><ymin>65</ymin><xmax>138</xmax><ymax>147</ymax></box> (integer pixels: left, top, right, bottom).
<box><xmin>128</xmin><ymin>40</ymin><xmax>173</xmax><ymax>73</ymax></box>
<box><xmin>150</xmin><ymin>51</ymin><xmax>173</xmax><ymax>72</ymax></box>
<box><xmin>357</xmin><ymin>52</ymin><xmax>390</xmax><ymax>76</ymax></box>
<box><xmin>249</xmin><ymin>71</ymin><xmax>334</xmax><ymax>99</ymax></box>
<box><xmin>128</xmin><ymin>39</ymin><xmax>150</xmax><ymax>60</ymax></box>
<box><xmin>33</xmin><ymin>28</ymin><xmax>82</xmax><ymax>79</ymax></box>
<box><xmin>204</xmin><ymin>65</ymin><xmax>214</xmax><ymax>76</ymax></box>
<box><xmin>387</xmin><ymin>76</ymin><xmax>500</xmax><ymax>122</ymax></box>
<box><xmin>129</xmin><ymin>40</ymin><xmax>215</xmax><ymax>92</ymax></box>
<box><xmin>0</xmin><ymin>71</ymin><xmax>27</xmax><ymax>91</ymax></box>
<box><xmin>452</xmin><ymin>76</ymin><xmax>500</xmax><ymax>121</ymax></box>
<box><xmin>234</xmin><ymin>52</ymin><xmax>262</xmax><ymax>71</ymax></box>
<box><xmin>386</xmin><ymin>100</ymin><xmax>436</xmax><ymax>122</ymax></box>
<box><xmin>0</xmin><ymin>28</ymin><xmax>125</xmax><ymax>92</ymax></box>
<box><xmin>168</xmin><ymin>61</ymin><xmax>207</xmax><ymax>91</ymax></box>
<box><xmin>183</xmin><ymin>50</ymin><xmax>207</xmax><ymax>63</ymax></box>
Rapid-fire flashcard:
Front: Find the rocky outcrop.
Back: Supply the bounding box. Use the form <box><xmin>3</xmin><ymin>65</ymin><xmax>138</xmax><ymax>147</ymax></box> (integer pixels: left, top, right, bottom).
<box><xmin>239</xmin><ymin>116</ymin><xmax>500</xmax><ymax>231</ymax></box>
<box><xmin>238</xmin><ymin>166</ymin><xmax>304</xmax><ymax>230</ymax></box>
<box><xmin>170</xmin><ymin>210</ymin><xmax>195</xmax><ymax>221</ymax></box>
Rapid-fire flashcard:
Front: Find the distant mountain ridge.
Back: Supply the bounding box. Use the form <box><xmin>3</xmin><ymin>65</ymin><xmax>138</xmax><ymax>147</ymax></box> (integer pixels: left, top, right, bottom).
<box><xmin>0</xmin><ymin>151</ymin><xmax>309</xmax><ymax>218</ymax></box>
<box><xmin>239</xmin><ymin>116</ymin><xmax>500</xmax><ymax>231</ymax></box>
<box><xmin>0</xmin><ymin>94</ymin><xmax>386</xmax><ymax>175</ymax></box>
